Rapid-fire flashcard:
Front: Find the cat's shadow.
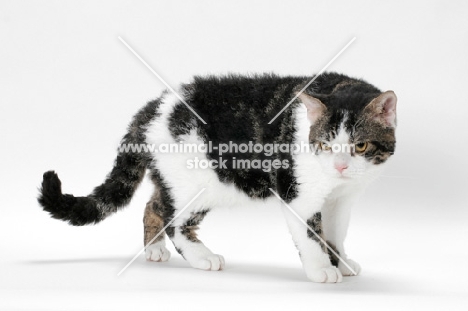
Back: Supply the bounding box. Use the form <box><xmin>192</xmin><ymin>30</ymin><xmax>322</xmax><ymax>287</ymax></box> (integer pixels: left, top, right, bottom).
<box><xmin>27</xmin><ymin>257</ymin><xmax>421</xmax><ymax>296</ymax></box>
<box><xmin>27</xmin><ymin>257</ymin><xmax>127</xmax><ymax>265</ymax></box>
<box><xmin>28</xmin><ymin>256</ymin><xmax>306</xmax><ymax>282</ymax></box>
<box><xmin>224</xmin><ymin>262</ymin><xmax>306</xmax><ymax>282</ymax></box>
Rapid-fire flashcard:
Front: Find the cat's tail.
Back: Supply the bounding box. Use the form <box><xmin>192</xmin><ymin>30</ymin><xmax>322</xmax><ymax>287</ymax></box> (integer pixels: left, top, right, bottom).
<box><xmin>37</xmin><ymin>98</ymin><xmax>161</xmax><ymax>226</ymax></box>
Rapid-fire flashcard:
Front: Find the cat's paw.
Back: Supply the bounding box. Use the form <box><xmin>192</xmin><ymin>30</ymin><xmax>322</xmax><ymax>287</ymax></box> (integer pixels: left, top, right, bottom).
<box><xmin>145</xmin><ymin>243</ymin><xmax>171</xmax><ymax>262</ymax></box>
<box><xmin>338</xmin><ymin>258</ymin><xmax>361</xmax><ymax>276</ymax></box>
<box><xmin>191</xmin><ymin>254</ymin><xmax>225</xmax><ymax>271</ymax></box>
<box><xmin>306</xmin><ymin>266</ymin><xmax>343</xmax><ymax>283</ymax></box>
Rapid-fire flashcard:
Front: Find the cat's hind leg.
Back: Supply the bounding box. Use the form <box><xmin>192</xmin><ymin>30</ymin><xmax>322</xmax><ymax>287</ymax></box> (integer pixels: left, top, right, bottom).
<box><xmin>167</xmin><ymin>209</ymin><xmax>225</xmax><ymax>271</ymax></box>
<box><xmin>144</xmin><ymin>196</ymin><xmax>171</xmax><ymax>262</ymax></box>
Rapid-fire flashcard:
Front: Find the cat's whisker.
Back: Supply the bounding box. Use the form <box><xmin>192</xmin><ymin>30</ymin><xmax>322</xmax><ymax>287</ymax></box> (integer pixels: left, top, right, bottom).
<box><xmin>379</xmin><ymin>175</ymin><xmax>415</xmax><ymax>179</ymax></box>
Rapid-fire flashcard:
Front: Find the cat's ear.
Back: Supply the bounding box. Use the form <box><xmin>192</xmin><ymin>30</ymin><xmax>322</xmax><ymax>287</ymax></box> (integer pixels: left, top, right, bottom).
<box><xmin>297</xmin><ymin>93</ymin><xmax>327</xmax><ymax>124</ymax></box>
<box><xmin>364</xmin><ymin>91</ymin><xmax>397</xmax><ymax>128</ymax></box>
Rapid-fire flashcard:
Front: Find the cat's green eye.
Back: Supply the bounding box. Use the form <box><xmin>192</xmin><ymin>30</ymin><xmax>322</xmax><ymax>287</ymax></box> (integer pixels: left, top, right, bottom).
<box><xmin>320</xmin><ymin>142</ymin><xmax>332</xmax><ymax>151</ymax></box>
<box><xmin>355</xmin><ymin>142</ymin><xmax>368</xmax><ymax>153</ymax></box>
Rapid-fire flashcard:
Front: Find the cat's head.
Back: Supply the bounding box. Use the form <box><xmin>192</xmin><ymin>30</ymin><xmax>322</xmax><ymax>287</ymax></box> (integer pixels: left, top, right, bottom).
<box><xmin>297</xmin><ymin>82</ymin><xmax>397</xmax><ymax>179</ymax></box>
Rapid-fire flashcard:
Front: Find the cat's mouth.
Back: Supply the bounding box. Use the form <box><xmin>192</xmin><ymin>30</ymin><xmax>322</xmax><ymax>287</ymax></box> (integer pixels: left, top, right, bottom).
<box><xmin>334</xmin><ymin>171</ymin><xmax>361</xmax><ymax>180</ymax></box>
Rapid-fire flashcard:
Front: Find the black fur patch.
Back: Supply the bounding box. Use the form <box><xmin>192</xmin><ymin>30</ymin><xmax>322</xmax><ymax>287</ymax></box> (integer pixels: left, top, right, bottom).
<box><xmin>38</xmin><ymin>171</ymin><xmax>102</xmax><ymax>226</ymax></box>
<box><xmin>175</xmin><ymin>247</ymin><xmax>185</xmax><ymax>259</ymax></box>
<box><xmin>306</xmin><ymin>212</ymin><xmax>326</xmax><ymax>251</ymax></box>
<box><xmin>326</xmin><ymin>240</ymin><xmax>340</xmax><ymax>267</ymax></box>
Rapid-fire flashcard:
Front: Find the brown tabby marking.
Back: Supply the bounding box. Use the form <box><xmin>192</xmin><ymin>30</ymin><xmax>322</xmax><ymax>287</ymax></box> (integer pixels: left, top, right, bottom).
<box><xmin>332</xmin><ymin>79</ymin><xmax>362</xmax><ymax>93</ymax></box>
<box><xmin>180</xmin><ymin>210</ymin><xmax>209</xmax><ymax>243</ymax></box>
<box><xmin>143</xmin><ymin>197</ymin><xmax>165</xmax><ymax>246</ymax></box>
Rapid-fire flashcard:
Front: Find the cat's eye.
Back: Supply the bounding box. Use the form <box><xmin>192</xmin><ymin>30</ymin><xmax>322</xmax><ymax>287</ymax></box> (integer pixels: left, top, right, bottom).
<box><xmin>320</xmin><ymin>142</ymin><xmax>332</xmax><ymax>151</ymax></box>
<box><xmin>355</xmin><ymin>142</ymin><xmax>368</xmax><ymax>153</ymax></box>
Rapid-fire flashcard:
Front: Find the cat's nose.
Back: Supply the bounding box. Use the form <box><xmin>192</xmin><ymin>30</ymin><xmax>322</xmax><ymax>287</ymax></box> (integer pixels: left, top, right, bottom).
<box><xmin>335</xmin><ymin>164</ymin><xmax>348</xmax><ymax>174</ymax></box>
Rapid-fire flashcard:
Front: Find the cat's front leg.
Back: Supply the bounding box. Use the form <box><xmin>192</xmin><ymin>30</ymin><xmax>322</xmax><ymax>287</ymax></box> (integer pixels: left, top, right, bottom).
<box><xmin>322</xmin><ymin>192</ymin><xmax>361</xmax><ymax>276</ymax></box>
<box><xmin>282</xmin><ymin>199</ymin><xmax>342</xmax><ymax>283</ymax></box>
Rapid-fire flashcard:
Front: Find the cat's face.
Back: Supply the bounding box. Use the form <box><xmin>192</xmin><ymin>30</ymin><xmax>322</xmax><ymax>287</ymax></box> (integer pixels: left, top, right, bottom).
<box><xmin>299</xmin><ymin>90</ymin><xmax>397</xmax><ymax>180</ymax></box>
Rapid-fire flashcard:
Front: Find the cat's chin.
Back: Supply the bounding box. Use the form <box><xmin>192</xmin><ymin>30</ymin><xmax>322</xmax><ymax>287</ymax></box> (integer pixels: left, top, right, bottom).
<box><xmin>336</xmin><ymin>175</ymin><xmax>354</xmax><ymax>181</ymax></box>
<box><xmin>332</xmin><ymin>173</ymin><xmax>362</xmax><ymax>181</ymax></box>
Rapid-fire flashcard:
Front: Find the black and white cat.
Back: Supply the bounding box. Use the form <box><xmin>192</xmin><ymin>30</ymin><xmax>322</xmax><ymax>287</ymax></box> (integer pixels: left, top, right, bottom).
<box><xmin>38</xmin><ymin>72</ymin><xmax>397</xmax><ymax>283</ymax></box>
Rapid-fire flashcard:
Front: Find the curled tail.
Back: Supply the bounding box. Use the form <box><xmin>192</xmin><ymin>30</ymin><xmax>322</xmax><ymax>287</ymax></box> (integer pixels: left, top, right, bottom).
<box><xmin>38</xmin><ymin>98</ymin><xmax>161</xmax><ymax>226</ymax></box>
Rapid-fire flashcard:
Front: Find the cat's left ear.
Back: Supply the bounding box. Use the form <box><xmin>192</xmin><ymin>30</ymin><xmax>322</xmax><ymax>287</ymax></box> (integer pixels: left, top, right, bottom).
<box><xmin>297</xmin><ymin>93</ymin><xmax>327</xmax><ymax>124</ymax></box>
<box><xmin>364</xmin><ymin>91</ymin><xmax>397</xmax><ymax>127</ymax></box>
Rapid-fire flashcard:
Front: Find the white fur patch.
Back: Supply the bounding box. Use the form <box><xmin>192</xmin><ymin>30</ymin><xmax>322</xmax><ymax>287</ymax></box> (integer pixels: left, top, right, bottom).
<box><xmin>145</xmin><ymin>241</ymin><xmax>171</xmax><ymax>262</ymax></box>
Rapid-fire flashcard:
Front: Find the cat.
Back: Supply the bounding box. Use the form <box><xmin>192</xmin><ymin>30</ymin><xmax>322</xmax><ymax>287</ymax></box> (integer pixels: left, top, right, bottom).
<box><xmin>38</xmin><ymin>72</ymin><xmax>397</xmax><ymax>283</ymax></box>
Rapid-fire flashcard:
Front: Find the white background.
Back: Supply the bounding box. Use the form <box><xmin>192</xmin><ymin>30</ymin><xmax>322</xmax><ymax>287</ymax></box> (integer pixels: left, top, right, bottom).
<box><xmin>1</xmin><ymin>1</ymin><xmax>467</xmax><ymax>310</ymax></box>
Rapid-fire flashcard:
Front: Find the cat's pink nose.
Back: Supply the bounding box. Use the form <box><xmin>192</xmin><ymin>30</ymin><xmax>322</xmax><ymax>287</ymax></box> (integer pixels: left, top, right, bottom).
<box><xmin>335</xmin><ymin>164</ymin><xmax>348</xmax><ymax>174</ymax></box>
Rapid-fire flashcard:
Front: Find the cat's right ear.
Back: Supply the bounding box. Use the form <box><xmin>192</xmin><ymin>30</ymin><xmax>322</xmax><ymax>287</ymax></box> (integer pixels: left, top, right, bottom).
<box><xmin>297</xmin><ymin>93</ymin><xmax>327</xmax><ymax>124</ymax></box>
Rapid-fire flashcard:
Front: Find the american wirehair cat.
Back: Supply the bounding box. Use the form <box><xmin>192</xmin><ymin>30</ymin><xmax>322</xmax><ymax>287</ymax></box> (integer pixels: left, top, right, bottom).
<box><xmin>38</xmin><ymin>72</ymin><xmax>397</xmax><ymax>283</ymax></box>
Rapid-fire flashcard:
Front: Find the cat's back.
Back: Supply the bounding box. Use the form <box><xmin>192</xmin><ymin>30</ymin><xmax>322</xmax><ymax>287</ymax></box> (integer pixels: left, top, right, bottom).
<box><xmin>183</xmin><ymin>73</ymin><xmax>306</xmax><ymax>122</ymax></box>
<box><xmin>163</xmin><ymin>73</ymin><xmax>307</xmax><ymax>146</ymax></box>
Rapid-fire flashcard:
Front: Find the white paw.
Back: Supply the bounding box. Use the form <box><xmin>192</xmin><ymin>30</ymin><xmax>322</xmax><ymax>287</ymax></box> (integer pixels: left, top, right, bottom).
<box><xmin>338</xmin><ymin>258</ymin><xmax>361</xmax><ymax>276</ymax></box>
<box><xmin>145</xmin><ymin>243</ymin><xmax>171</xmax><ymax>262</ymax></box>
<box><xmin>306</xmin><ymin>266</ymin><xmax>343</xmax><ymax>283</ymax></box>
<box><xmin>191</xmin><ymin>254</ymin><xmax>225</xmax><ymax>271</ymax></box>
